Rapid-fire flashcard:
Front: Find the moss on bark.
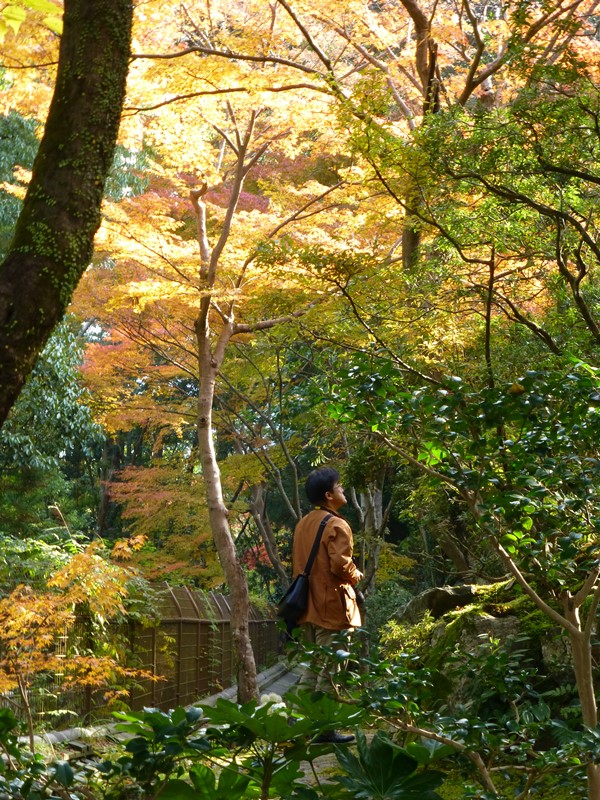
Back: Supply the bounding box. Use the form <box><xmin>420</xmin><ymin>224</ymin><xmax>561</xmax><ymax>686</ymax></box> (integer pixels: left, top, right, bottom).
<box><xmin>0</xmin><ymin>0</ymin><xmax>134</xmax><ymax>425</ymax></box>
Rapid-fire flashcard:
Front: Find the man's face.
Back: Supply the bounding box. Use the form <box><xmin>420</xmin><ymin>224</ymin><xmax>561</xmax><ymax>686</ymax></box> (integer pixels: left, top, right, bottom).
<box><xmin>326</xmin><ymin>481</ymin><xmax>347</xmax><ymax>510</ymax></box>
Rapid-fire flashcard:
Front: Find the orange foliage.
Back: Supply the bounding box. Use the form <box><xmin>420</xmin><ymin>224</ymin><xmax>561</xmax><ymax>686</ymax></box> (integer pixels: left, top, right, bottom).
<box><xmin>0</xmin><ymin>543</ymin><xmax>154</xmax><ymax>702</ymax></box>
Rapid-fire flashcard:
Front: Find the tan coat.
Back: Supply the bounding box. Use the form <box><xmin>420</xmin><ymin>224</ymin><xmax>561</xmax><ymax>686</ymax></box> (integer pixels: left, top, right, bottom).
<box><xmin>292</xmin><ymin>508</ymin><xmax>362</xmax><ymax>631</ymax></box>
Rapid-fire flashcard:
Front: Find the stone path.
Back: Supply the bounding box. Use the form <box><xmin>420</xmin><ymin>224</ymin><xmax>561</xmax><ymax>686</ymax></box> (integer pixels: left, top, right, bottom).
<box><xmin>201</xmin><ymin>661</ymin><xmax>300</xmax><ymax>706</ymax></box>
<box><xmin>42</xmin><ymin>662</ymin><xmax>300</xmax><ymax>753</ymax></box>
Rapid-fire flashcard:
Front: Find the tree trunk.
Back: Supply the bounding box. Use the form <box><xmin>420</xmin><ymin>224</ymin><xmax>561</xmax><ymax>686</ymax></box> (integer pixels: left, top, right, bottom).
<box><xmin>361</xmin><ymin>486</ymin><xmax>383</xmax><ymax>595</ymax></box>
<box><xmin>564</xmin><ymin>604</ymin><xmax>600</xmax><ymax>800</ymax></box>
<box><xmin>196</xmin><ymin>328</ymin><xmax>259</xmax><ymax>703</ymax></box>
<box><xmin>250</xmin><ymin>483</ymin><xmax>290</xmax><ymax>589</ymax></box>
<box><xmin>16</xmin><ymin>673</ymin><xmax>36</xmax><ymax>754</ymax></box>
<box><xmin>0</xmin><ymin>0</ymin><xmax>133</xmax><ymax>426</ymax></box>
<box><xmin>402</xmin><ymin>184</ymin><xmax>422</xmax><ymax>271</ymax></box>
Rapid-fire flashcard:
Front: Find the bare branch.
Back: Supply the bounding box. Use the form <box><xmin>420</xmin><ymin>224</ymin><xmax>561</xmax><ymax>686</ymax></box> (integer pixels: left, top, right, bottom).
<box><xmin>125</xmin><ymin>88</ymin><xmax>247</xmax><ymax>113</ymax></box>
<box><xmin>233</xmin><ymin>302</ymin><xmax>321</xmax><ymax>335</ymax></box>
<box><xmin>575</xmin><ymin>564</ymin><xmax>600</xmax><ymax>608</ymax></box>
<box><xmin>275</xmin><ymin>0</ymin><xmax>333</xmax><ymax>72</ymax></box>
<box><xmin>583</xmin><ymin>578</ymin><xmax>600</xmax><ymax>640</ymax></box>
<box><xmin>457</xmin><ymin>0</ymin><xmax>487</xmax><ymax>105</ymax></box>
<box><xmin>524</xmin><ymin>0</ymin><xmax>585</xmax><ymax>42</ymax></box>
<box><xmin>386</xmin><ymin>717</ymin><xmax>498</xmax><ymax>795</ymax></box>
<box><xmin>131</xmin><ymin>45</ymin><xmax>319</xmax><ymax>75</ymax></box>
<box><xmin>486</xmin><ymin>288</ymin><xmax>562</xmax><ymax>355</ymax></box>
<box><xmin>207</xmin><ymin>115</ymin><xmax>262</xmax><ymax>283</ymax></box>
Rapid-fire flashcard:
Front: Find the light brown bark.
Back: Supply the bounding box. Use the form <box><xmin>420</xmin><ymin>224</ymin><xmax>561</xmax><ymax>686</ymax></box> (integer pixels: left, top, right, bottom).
<box><xmin>563</xmin><ymin>602</ymin><xmax>600</xmax><ymax>800</ymax></box>
<box><xmin>196</xmin><ymin>322</ymin><xmax>259</xmax><ymax>702</ymax></box>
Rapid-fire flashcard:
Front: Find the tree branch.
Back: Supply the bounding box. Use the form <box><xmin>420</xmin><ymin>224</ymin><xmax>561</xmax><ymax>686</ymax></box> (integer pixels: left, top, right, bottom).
<box><xmin>492</xmin><ymin>541</ymin><xmax>581</xmax><ymax>637</ymax></box>
<box><xmin>233</xmin><ymin>303</ymin><xmax>321</xmax><ymax>335</ymax></box>
<box><xmin>457</xmin><ymin>0</ymin><xmax>487</xmax><ymax>106</ymax></box>
<box><xmin>131</xmin><ymin>45</ymin><xmax>319</xmax><ymax>75</ymax></box>
<box><xmin>399</xmin><ymin>0</ymin><xmax>430</xmax><ymax>92</ymax></box>
<box><xmin>386</xmin><ymin>717</ymin><xmax>498</xmax><ymax>795</ymax></box>
<box><xmin>275</xmin><ymin>0</ymin><xmax>333</xmax><ymax>73</ymax></box>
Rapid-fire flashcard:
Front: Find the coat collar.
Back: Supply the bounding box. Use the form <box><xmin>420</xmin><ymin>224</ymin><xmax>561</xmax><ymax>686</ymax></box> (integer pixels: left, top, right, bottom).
<box><xmin>318</xmin><ymin>505</ymin><xmax>345</xmax><ymax>519</ymax></box>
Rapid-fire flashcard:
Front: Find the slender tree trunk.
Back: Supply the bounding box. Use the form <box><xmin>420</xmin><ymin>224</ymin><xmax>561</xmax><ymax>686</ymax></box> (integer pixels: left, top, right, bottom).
<box><xmin>0</xmin><ymin>0</ymin><xmax>133</xmax><ymax>426</ymax></box>
<box><xmin>196</xmin><ymin>328</ymin><xmax>259</xmax><ymax>702</ymax></box>
<box><xmin>16</xmin><ymin>673</ymin><xmax>35</xmax><ymax>754</ymax></box>
<box><xmin>564</xmin><ymin>605</ymin><xmax>600</xmax><ymax>799</ymax></box>
<box><xmin>249</xmin><ymin>484</ymin><xmax>290</xmax><ymax>589</ymax></box>
<box><xmin>190</xmin><ymin>141</ymin><xmax>263</xmax><ymax>703</ymax></box>
<box><xmin>361</xmin><ymin>487</ymin><xmax>383</xmax><ymax>595</ymax></box>
<box><xmin>401</xmin><ymin>19</ymin><xmax>438</xmax><ymax>271</ymax></box>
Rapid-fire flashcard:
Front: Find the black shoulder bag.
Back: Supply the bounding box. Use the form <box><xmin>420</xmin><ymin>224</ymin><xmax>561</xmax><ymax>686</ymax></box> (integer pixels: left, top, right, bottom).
<box><xmin>277</xmin><ymin>513</ymin><xmax>333</xmax><ymax>626</ymax></box>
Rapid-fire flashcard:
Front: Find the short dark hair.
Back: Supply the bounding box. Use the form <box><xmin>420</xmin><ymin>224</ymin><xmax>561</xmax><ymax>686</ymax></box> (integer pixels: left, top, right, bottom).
<box><xmin>305</xmin><ymin>467</ymin><xmax>340</xmax><ymax>505</ymax></box>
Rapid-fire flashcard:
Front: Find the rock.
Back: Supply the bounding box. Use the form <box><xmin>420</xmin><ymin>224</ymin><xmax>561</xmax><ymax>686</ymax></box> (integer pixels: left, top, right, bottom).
<box><xmin>397</xmin><ymin>585</ymin><xmax>477</xmax><ymax>623</ymax></box>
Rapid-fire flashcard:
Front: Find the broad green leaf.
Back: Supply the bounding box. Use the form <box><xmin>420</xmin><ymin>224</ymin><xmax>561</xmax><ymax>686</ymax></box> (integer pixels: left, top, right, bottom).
<box><xmin>42</xmin><ymin>14</ymin><xmax>62</xmax><ymax>33</ymax></box>
<box><xmin>52</xmin><ymin>760</ymin><xmax>75</xmax><ymax>788</ymax></box>
<box><xmin>2</xmin><ymin>4</ymin><xmax>26</xmax><ymax>34</ymax></box>
<box><xmin>14</xmin><ymin>0</ymin><xmax>61</xmax><ymax>13</ymax></box>
<box><xmin>157</xmin><ymin>779</ymin><xmax>203</xmax><ymax>800</ymax></box>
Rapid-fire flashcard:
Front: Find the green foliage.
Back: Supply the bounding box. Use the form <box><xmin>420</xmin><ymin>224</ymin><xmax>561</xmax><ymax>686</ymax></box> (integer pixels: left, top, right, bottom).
<box><xmin>0</xmin><ymin>528</ymin><xmax>81</xmax><ymax>594</ymax></box>
<box><xmin>379</xmin><ymin>612</ymin><xmax>437</xmax><ymax>660</ymax></box>
<box><xmin>411</xmin><ymin>68</ymin><xmax>600</xmax><ymax>363</ymax></box>
<box><xmin>0</xmin><ymin>708</ymin><xmax>77</xmax><ymax>799</ymax></box>
<box><xmin>96</xmin><ymin>705</ymin><xmax>212</xmax><ymax>797</ymax></box>
<box><xmin>331</xmin><ymin>730</ymin><xmax>444</xmax><ymax>800</ymax></box>
<box><xmin>104</xmin><ymin>144</ymin><xmax>151</xmax><ymax>201</ymax></box>
<box><xmin>0</xmin><ymin>319</ymin><xmax>101</xmax><ymax>472</ymax></box>
<box><xmin>92</xmin><ymin>694</ymin><xmax>368</xmax><ymax>800</ymax></box>
<box><xmin>363</xmin><ymin>580</ymin><xmax>413</xmax><ymax>642</ymax></box>
<box><xmin>0</xmin><ymin>111</ymin><xmax>39</xmax><ymax>258</ymax></box>
<box><xmin>330</xmin><ymin>357</ymin><xmax>600</xmax><ymax>589</ymax></box>
<box><xmin>0</xmin><ymin>318</ymin><xmax>103</xmax><ymax>537</ymax></box>
<box><xmin>0</xmin><ymin>630</ymin><xmax>595</xmax><ymax>800</ymax></box>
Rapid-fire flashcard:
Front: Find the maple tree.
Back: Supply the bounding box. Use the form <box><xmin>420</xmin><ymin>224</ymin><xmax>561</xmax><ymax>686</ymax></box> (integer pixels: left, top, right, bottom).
<box><xmin>69</xmin><ymin>0</ymin><xmax>381</xmax><ymax>700</ymax></box>
<box><xmin>75</xmin><ymin>131</ymin><xmax>361</xmax><ymax>701</ymax></box>
<box><xmin>0</xmin><ymin>541</ymin><xmax>151</xmax><ymax>753</ymax></box>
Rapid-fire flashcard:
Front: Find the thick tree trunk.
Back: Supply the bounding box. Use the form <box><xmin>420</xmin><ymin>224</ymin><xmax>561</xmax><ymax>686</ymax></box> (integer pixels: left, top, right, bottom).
<box><xmin>196</xmin><ymin>329</ymin><xmax>259</xmax><ymax>703</ymax></box>
<box><xmin>401</xmin><ymin>216</ymin><xmax>421</xmax><ymax>271</ymax></box>
<box><xmin>0</xmin><ymin>0</ymin><xmax>133</xmax><ymax>426</ymax></box>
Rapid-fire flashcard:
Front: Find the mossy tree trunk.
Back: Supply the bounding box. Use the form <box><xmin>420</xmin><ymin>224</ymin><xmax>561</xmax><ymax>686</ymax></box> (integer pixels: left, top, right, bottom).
<box><xmin>0</xmin><ymin>0</ymin><xmax>133</xmax><ymax>426</ymax></box>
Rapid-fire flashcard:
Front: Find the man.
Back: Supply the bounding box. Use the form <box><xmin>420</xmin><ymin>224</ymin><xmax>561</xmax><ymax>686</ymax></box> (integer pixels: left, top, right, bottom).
<box><xmin>292</xmin><ymin>466</ymin><xmax>363</xmax><ymax>744</ymax></box>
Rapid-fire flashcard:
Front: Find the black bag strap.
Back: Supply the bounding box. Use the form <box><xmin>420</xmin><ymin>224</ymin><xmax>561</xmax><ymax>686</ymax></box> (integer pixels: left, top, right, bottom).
<box><xmin>302</xmin><ymin>513</ymin><xmax>333</xmax><ymax>576</ymax></box>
